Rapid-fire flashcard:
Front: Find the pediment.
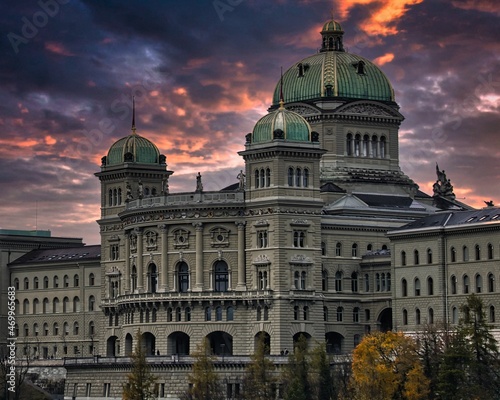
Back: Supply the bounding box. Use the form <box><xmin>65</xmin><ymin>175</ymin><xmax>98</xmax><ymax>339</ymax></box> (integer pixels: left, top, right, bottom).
<box><xmin>285</xmin><ymin>103</ymin><xmax>321</xmax><ymax>116</ymax></box>
<box><xmin>336</xmin><ymin>101</ymin><xmax>403</xmax><ymax>119</ymax></box>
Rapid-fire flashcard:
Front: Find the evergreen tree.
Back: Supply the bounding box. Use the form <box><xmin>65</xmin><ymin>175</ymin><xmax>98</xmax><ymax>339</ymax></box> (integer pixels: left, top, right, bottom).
<box><xmin>309</xmin><ymin>343</ymin><xmax>334</xmax><ymax>400</ymax></box>
<box><xmin>184</xmin><ymin>338</ymin><xmax>224</xmax><ymax>400</ymax></box>
<box><xmin>122</xmin><ymin>330</ymin><xmax>157</xmax><ymax>400</ymax></box>
<box><xmin>242</xmin><ymin>333</ymin><xmax>276</xmax><ymax>400</ymax></box>
<box><xmin>282</xmin><ymin>335</ymin><xmax>311</xmax><ymax>400</ymax></box>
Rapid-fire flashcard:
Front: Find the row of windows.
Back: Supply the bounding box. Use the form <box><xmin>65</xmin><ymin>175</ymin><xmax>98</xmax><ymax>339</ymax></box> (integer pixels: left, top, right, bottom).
<box><xmin>119</xmin><ymin>306</ymin><xmax>237</xmax><ymax>325</ymax></box>
<box><xmin>13</xmin><ymin>273</ymin><xmax>95</xmax><ymax>290</ymax></box>
<box><xmin>17</xmin><ymin>320</ymin><xmax>95</xmax><ymax>337</ymax></box>
<box><xmin>322</xmin><ymin>271</ymin><xmax>391</xmax><ymax>293</ymax></box>
<box><xmin>402</xmin><ymin>305</ymin><xmax>496</xmax><ymax>325</ymax></box>
<box><xmin>401</xmin><ymin>243</ymin><xmax>495</xmax><ymax>266</ymax></box>
<box><xmin>108</xmin><ymin>187</ymin><xmax>123</xmax><ymax>206</ymax></box>
<box><xmin>257</xmin><ymin>229</ymin><xmax>308</xmax><ymax>248</ymax></box>
<box><xmin>18</xmin><ymin>296</ymin><xmax>96</xmax><ymax>314</ymax></box>
<box><xmin>346</xmin><ymin>133</ymin><xmax>387</xmax><ymax>158</ymax></box>
<box><xmin>287</xmin><ymin>167</ymin><xmax>309</xmax><ymax>187</ymax></box>
<box><xmin>322</xmin><ymin>242</ymin><xmax>388</xmax><ymax>257</ymax></box>
<box><xmin>254</xmin><ymin>168</ymin><xmax>271</xmax><ymax>188</ymax></box>
<box><xmin>401</xmin><ymin>273</ymin><xmax>497</xmax><ymax>297</ymax></box>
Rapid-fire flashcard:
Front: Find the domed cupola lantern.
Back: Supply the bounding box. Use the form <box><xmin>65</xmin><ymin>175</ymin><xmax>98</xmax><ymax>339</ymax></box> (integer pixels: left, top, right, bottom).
<box><xmin>320</xmin><ymin>18</ymin><xmax>344</xmax><ymax>52</ymax></box>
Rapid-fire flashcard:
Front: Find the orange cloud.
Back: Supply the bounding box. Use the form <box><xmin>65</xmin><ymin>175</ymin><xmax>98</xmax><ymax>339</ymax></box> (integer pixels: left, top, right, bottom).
<box><xmin>44</xmin><ymin>42</ymin><xmax>75</xmax><ymax>56</ymax></box>
<box><xmin>451</xmin><ymin>0</ymin><xmax>500</xmax><ymax>15</ymax></box>
<box><xmin>335</xmin><ymin>0</ymin><xmax>424</xmax><ymax>36</ymax></box>
<box><xmin>373</xmin><ymin>52</ymin><xmax>395</xmax><ymax>66</ymax></box>
<box><xmin>44</xmin><ymin>135</ymin><xmax>57</xmax><ymax>145</ymax></box>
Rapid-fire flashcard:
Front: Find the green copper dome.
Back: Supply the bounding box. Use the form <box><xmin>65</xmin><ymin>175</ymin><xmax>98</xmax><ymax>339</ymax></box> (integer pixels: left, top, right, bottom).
<box><xmin>272</xmin><ymin>19</ymin><xmax>395</xmax><ymax>105</ymax></box>
<box><xmin>106</xmin><ymin>132</ymin><xmax>161</xmax><ymax>166</ymax></box>
<box><xmin>252</xmin><ymin>105</ymin><xmax>311</xmax><ymax>143</ymax></box>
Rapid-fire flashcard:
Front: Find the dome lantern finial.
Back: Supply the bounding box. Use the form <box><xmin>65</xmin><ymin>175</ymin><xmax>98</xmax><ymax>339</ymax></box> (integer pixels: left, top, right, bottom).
<box><xmin>320</xmin><ymin>17</ymin><xmax>344</xmax><ymax>52</ymax></box>
<box><xmin>131</xmin><ymin>96</ymin><xmax>137</xmax><ymax>135</ymax></box>
<box><xmin>279</xmin><ymin>66</ymin><xmax>285</xmax><ymax>109</ymax></box>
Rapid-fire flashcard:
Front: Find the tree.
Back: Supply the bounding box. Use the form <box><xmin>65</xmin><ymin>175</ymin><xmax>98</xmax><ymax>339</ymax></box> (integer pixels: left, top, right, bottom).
<box><xmin>282</xmin><ymin>335</ymin><xmax>312</xmax><ymax>400</ymax></box>
<box><xmin>184</xmin><ymin>338</ymin><xmax>224</xmax><ymax>400</ymax></box>
<box><xmin>309</xmin><ymin>342</ymin><xmax>334</xmax><ymax>400</ymax></box>
<box><xmin>0</xmin><ymin>346</ymin><xmax>30</xmax><ymax>400</ymax></box>
<box><xmin>242</xmin><ymin>333</ymin><xmax>276</xmax><ymax>400</ymax></box>
<box><xmin>350</xmin><ymin>331</ymin><xmax>429</xmax><ymax>400</ymax></box>
<box><xmin>122</xmin><ymin>330</ymin><xmax>157</xmax><ymax>400</ymax></box>
<box><xmin>438</xmin><ymin>294</ymin><xmax>500</xmax><ymax>399</ymax></box>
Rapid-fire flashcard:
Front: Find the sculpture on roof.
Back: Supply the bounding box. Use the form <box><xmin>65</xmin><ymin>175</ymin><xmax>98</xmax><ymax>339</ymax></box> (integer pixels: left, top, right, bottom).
<box><xmin>237</xmin><ymin>170</ymin><xmax>246</xmax><ymax>191</ymax></box>
<box><xmin>125</xmin><ymin>182</ymin><xmax>133</xmax><ymax>202</ymax></box>
<box><xmin>433</xmin><ymin>163</ymin><xmax>455</xmax><ymax>200</ymax></box>
<box><xmin>195</xmin><ymin>172</ymin><xmax>203</xmax><ymax>192</ymax></box>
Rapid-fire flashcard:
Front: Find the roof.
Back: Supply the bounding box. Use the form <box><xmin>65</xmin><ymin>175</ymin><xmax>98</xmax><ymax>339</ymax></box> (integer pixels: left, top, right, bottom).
<box><xmin>106</xmin><ymin>133</ymin><xmax>161</xmax><ymax>166</ymax></box>
<box><xmin>252</xmin><ymin>106</ymin><xmax>311</xmax><ymax>143</ymax></box>
<box><xmin>10</xmin><ymin>245</ymin><xmax>101</xmax><ymax>265</ymax></box>
<box><xmin>390</xmin><ymin>207</ymin><xmax>500</xmax><ymax>233</ymax></box>
<box><xmin>272</xmin><ymin>51</ymin><xmax>395</xmax><ymax>105</ymax></box>
<box><xmin>320</xmin><ymin>182</ymin><xmax>345</xmax><ymax>193</ymax></box>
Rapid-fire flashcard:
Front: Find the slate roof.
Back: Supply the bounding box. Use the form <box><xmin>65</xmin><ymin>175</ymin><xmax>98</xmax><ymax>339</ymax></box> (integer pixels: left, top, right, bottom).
<box><xmin>10</xmin><ymin>245</ymin><xmax>101</xmax><ymax>265</ymax></box>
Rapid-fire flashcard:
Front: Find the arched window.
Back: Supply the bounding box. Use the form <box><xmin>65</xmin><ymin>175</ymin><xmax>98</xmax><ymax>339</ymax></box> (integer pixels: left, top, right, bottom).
<box><xmin>362</xmin><ymin>135</ymin><xmax>369</xmax><ymax>157</ymax></box>
<box><xmin>428</xmin><ymin>308</ymin><xmax>434</xmax><ymax>324</ymax></box>
<box><xmin>415</xmin><ymin>278</ymin><xmax>421</xmax><ymax>296</ymax></box>
<box><xmin>463</xmin><ymin>246</ymin><xmax>469</xmax><ymax>261</ymax></box>
<box><xmin>205</xmin><ymin>307</ymin><xmax>211</xmax><ymax>321</ymax></box>
<box><xmin>148</xmin><ymin>264</ymin><xmax>157</xmax><ymax>293</ymax></box>
<box><xmin>24</xmin><ymin>277</ymin><xmax>29</xmax><ymax>290</ymax></box>
<box><xmin>259</xmin><ymin>271</ymin><xmax>268</xmax><ymax>290</ymax></box>
<box><xmin>475</xmin><ymin>244</ymin><xmax>481</xmax><ymax>261</ymax></box>
<box><xmin>336</xmin><ymin>307</ymin><xmax>343</xmax><ymax>322</ymax></box>
<box><xmin>43</xmin><ymin>276</ymin><xmax>48</xmax><ymax>289</ymax></box>
<box><xmin>451</xmin><ymin>247</ymin><xmax>456</xmax><ymax>262</ymax></box>
<box><xmin>372</xmin><ymin>135</ymin><xmax>378</xmax><ymax>157</ymax></box>
<box><xmin>365</xmin><ymin>274</ymin><xmax>370</xmax><ymax>292</ymax></box>
<box><xmin>488</xmin><ymin>243</ymin><xmax>494</xmax><ymax>259</ymax></box>
<box><xmin>43</xmin><ymin>323</ymin><xmax>49</xmax><ymax>336</ymax></box>
<box><xmin>403</xmin><ymin>309</ymin><xmax>408</xmax><ymax>325</ymax></box>
<box><xmin>63</xmin><ymin>275</ymin><xmax>69</xmax><ymax>288</ymax></box>
<box><xmin>13</xmin><ymin>278</ymin><xmax>19</xmax><ymax>290</ymax></box>
<box><xmin>324</xmin><ymin>306</ymin><xmax>328</xmax><ymax>322</ymax></box>
<box><xmin>265</xmin><ymin>168</ymin><xmax>271</xmax><ymax>187</ymax></box>
<box><xmin>73</xmin><ymin>297</ymin><xmax>80</xmax><ymax>312</ymax></box>
<box><xmin>380</xmin><ymin>136</ymin><xmax>386</xmax><ymax>158</ymax></box>
<box><xmin>34</xmin><ymin>277</ymin><xmax>39</xmax><ymax>289</ymax></box>
<box><xmin>376</xmin><ymin>273</ymin><xmax>381</xmax><ymax>292</ymax></box>
<box><xmin>178</xmin><ymin>262</ymin><xmax>189</xmax><ymax>292</ymax></box>
<box><xmin>23</xmin><ymin>324</ymin><xmax>29</xmax><ymax>337</ymax></box>
<box><xmin>386</xmin><ymin>273</ymin><xmax>391</xmax><ymax>291</ymax></box>
<box><xmin>73</xmin><ymin>322</ymin><xmax>79</xmax><ymax>335</ymax></box>
<box><xmin>23</xmin><ymin>299</ymin><xmax>29</xmax><ymax>314</ymax></box>
<box><xmin>451</xmin><ymin>275</ymin><xmax>457</xmax><ymax>294</ymax></box>
<box><xmin>53</xmin><ymin>276</ymin><xmax>59</xmax><ymax>288</ymax></box>
<box><xmin>353</xmin><ymin>307</ymin><xmax>360</xmax><ymax>323</ymax></box>
<box><xmin>416</xmin><ymin>308</ymin><xmax>421</xmax><ymax>325</ymax></box>
<box><xmin>322</xmin><ymin>270</ymin><xmax>328</xmax><ymax>291</ymax></box>
<box><xmin>452</xmin><ymin>307</ymin><xmax>458</xmax><ymax>324</ymax></box>
<box><xmin>352</xmin><ymin>243</ymin><xmax>358</xmax><ymax>257</ymax></box>
<box><xmin>351</xmin><ymin>272</ymin><xmax>358</xmax><ymax>292</ymax></box>
<box><xmin>63</xmin><ymin>297</ymin><xmax>69</xmax><ymax>313</ymax></box>
<box><xmin>303</xmin><ymin>168</ymin><xmax>309</xmax><ymax>187</ymax></box>
<box><xmin>255</xmin><ymin>169</ymin><xmax>260</xmax><ymax>188</ymax></box>
<box><xmin>463</xmin><ymin>275</ymin><xmax>470</xmax><ymax>294</ymax></box>
<box><xmin>296</xmin><ymin>168</ymin><xmax>302</xmax><ymax>187</ymax></box>
<box><xmin>263</xmin><ymin>306</ymin><xmax>269</xmax><ymax>321</ymax></box>
<box><xmin>427</xmin><ymin>277</ymin><xmax>434</xmax><ymax>296</ymax></box>
<box><xmin>33</xmin><ymin>323</ymin><xmax>39</xmax><ymax>337</ymax></box>
<box><xmin>401</xmin><ymin>251</ymin><xmax>406</xmax><ymax>266</ymax></box>
<box><xmin>335</xmin><ymin>242</ymin><xmax>342</xmax><ymax>256</ymax></box>
<box><xmin>131</xmin><ymin>266</ymin><xmax>137</xmax><ymax>291</ymax></box>
<box><xmin>63</xmin><ymin>322</ymin><xmax>69</xmax><ymax>336</ymax></box>
<box><xmin>335</xmin><ymin>271</ymin><xmax>342</xmax><ymax>292</ymax></box>
<box><xmin>214</xmin><ymin>261</ymin><xmax>229</xmax><ymax>292</ymax></box>
<box><xmin>488</xmin><ymin>273</ymin><xmax>495</xmax><ymax>292</ymax></box>
<box><xmin>414</xmin><ymin>250</ymin><xmax>419</xmax><ymax>265</ymax></box>
<box><xmin>402</xmin><ymin>279</ymin><xmax>407</xmax><ymax>297</ymax></box>
<box><xmin>288</xmin><ymin>167</ymin><xmax>294</xmax><ymax>186</ymax></box>
<box><xmin>113</xmin><ymin>188</ymin><xmax>117</xmax><ymax>205</ymax></box>
<box><xmin>354</xmin><ymin>134</ymin><xmax>361</xmax><ymax>156</ymax></box>
<box><xmin>89</xmin><ymin>321</ymin><xmax>95</xmax><ymax>336</ymax></box>
<box><xmin>227</xmin><ymin>306</ymin><xmax>234</xmax><ymax>321</ymax></box>
<box><xmin>475</xmin><ymin>274</ymin><xmax>482</xmax><ymax>293</ymax></box>
<box><xmin>43</xmin><ymin>298</ymin><xmax>49</xmax><ymax>314</ymax></box>
<box><xmin>118</xmin><ymin>188</ymin><xmax>122</xmax><ymax>204</ymax></box>
<box><xmin>489</xmin><ymin>305</ymin><xmax>495</xmax><ymax>323</ymax></box>
<box><xmin>176</xmin><ymin>307</ymin><xmax>182</xmax><ymax>322</ymax></box>
<box><xmin>346</xmin><ymin>133</ymin><xmax>353</xmax><ymax>156</ymax></box>
<box><xmin>300</xmin><ymin>271</ymin><xmax>306</xmax><ymax>290</ymax></box>
<box><xmin>294</xmin><ymin>271</ymin><xmax>300</xmax><ymax>289</ymax></box>
<box><xmin>166</xmin><ymin>307</ymin><xmax>173</xmax><ymax>322</ymax></box>
<box><xmin>53</xmin><ymin>297</ymin><xmax>59</xmax><ymax>313</ymax></box>
<box><xmin>33</xmin><ymin>298</ymin><xmax>39</xmax><ymax>314</ymax></box>
<box><xmin>108</xmin><ymin>189</ymin><xmax>113</xmax><ymax>206</ymax></box>
<box><xmin>427</xmin><ymin>249</ymin><xmax>432</xmax><ymax>264</ymax></box>
<box><xmin>74</xmin><ymin>274</ymin><xmax>79</xmax><ymax>287</ymax></box>
<box><xmin>303</xmin><ymin>306</ymin><xmax>309</xmax><ymax>321</ymax></box>
<box><xmin>293</xmin><ymin>306</ymin><xmax>299</xmax><ymax>321</ymax></box>
<box><xmin>88</xmin><ymin>296</ymin><xmax>95</xmax><ymax>312</ymax></box>
<box><xmin>381</xmin><ymin>273</ymin><xmax>386</xmax><ymax>291</ymax></box>
<box><xmin>185</xmin><ymin>307</ymin><xmax>191</xmax><ymax>322</ymax></box>
<box><xmin>89</xmin><ymin>273</ymin><xmax>95</xmax><ymax>286</ymax></box>
<box><xmin>260</xmin><ymin>168</ymin><xmax>265</xmax><ymax>188</ymax></box>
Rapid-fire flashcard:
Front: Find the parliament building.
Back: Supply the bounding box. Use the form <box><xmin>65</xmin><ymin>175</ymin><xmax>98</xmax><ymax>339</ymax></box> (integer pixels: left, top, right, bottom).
<box><xmin>3</xmin><ymin>17</ymin><xmax>500</xmax><ymax>399</ymax></box>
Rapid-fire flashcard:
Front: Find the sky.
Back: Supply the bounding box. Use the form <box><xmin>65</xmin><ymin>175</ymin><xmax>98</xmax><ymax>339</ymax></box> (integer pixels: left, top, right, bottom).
<box><xmin>0</xmin><ymin>0</ymin><xmax>499</xmax><ymax>245</ymax></box>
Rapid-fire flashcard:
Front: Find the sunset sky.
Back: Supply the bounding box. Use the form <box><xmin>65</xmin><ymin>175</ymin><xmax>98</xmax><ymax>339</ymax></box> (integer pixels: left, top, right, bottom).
<box><xmin>0</xmin><ymin>0</ymin><xmax>499</xmax><ymax>245</ymax></box>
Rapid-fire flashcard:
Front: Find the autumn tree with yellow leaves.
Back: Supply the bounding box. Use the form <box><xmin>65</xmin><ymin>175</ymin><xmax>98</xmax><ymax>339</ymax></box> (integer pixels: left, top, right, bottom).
<box><xmin>350</xmin><ymin>331</ymin><xmax>429</xmax><ymax>400</ymax></box>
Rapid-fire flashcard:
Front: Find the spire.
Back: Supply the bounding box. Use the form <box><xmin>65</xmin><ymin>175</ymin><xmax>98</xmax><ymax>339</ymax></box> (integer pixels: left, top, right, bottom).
<box><xmin>279</xmin><ymin>66</ymin><xmax>285</xmax><ymax>109</ymax></box>
<box><xmin>131</xmin><ymin>96</ymin><xmax>137</xmax><ymax>135</ymax></box>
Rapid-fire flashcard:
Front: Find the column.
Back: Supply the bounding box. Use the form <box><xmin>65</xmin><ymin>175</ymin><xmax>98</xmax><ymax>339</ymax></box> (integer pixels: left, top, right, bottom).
<box><xmin>136</xmin><ymin>229</ymin><xmax>144</xmax><ymax>292</ymax></box>
<box><xmin>236</xmin><ymin>221</ymin><xmax>246</xmax><ymax>290</ymax></box>
<box><xmin>124</xmin><ymin>232</ymin><xmax>130</xmax><ymax>293</ymax></box>
<box><xmin>160</xmin><ymin>224</ymin><xmax>168</xmax><ymax>291</ymax></box>
<box><xmin>193</xmin><ymin>222</ymin><xmax>203</xmax><ymax>291</ymax></box>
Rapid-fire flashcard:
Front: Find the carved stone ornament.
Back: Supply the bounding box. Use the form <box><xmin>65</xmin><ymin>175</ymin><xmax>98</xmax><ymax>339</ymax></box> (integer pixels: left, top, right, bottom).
<box><xmin>253</xmin><ymin>254</ymin><xmax>271</xmax><ymax>266</ymax></box>
<box><xmin>341</xmin><ymin>104</ymin><xmax>394</xmax><ymax>117</ymax></box>
<box><xmin>287</xmin><ymin>105</ymin><xmax>321</xmax><ymax>116</ymax></box>
<box><xmin>290</xmin><ymin>219</ymin><xmax>310</xmax><ymax>226</ymax></box>
<box><xmin>290</xmin><ymin>254</ymin><xmax>313</xmax><ymax>265</ymax></box>
<box><xmin>253</xmin><ymin>219</ymin><xmax>270</xmax><ymax>227</ymax></box>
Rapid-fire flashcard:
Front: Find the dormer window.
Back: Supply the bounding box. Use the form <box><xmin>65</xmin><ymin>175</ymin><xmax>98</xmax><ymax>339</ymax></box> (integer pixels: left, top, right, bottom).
<box><xmin>355</xmin><ymin>61</ymin><xmax>365</xmax><ymax>75</ymax></box>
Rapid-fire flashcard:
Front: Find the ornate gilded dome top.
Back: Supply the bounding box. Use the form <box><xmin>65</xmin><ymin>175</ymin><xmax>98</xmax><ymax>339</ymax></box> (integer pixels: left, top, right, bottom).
<box><xmin>106</xmin><ymin>132</ymin><xmax>162</xmax><ymax>166</ymax></box>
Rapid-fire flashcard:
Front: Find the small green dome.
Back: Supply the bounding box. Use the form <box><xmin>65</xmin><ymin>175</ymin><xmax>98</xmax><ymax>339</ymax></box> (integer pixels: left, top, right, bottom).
<box><xmin>106</xmin><ymin>132</ymin><xmax>161</xmax><ymax>166</ymax></box>
<box><xmin>321</xmin><ymin>19</ymin><xmax>343</xmax><ymax>33</ymax></box>
<box><xmin>252</xmin><ymin>106</ymin><xmax>311</xmax><ymax>143</ymax></box>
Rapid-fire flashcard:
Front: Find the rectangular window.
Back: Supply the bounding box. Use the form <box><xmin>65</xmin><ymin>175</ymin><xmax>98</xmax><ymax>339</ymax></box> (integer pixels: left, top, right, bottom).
<box><xmin>86</xmin><ymin>383</ymin><xmax>92</xmax><ymax>397</ymax></box>
<box><xmin>103</xmin><ymin>383</ymin><xmax>110</xmax><ymax>398</ymax></box>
